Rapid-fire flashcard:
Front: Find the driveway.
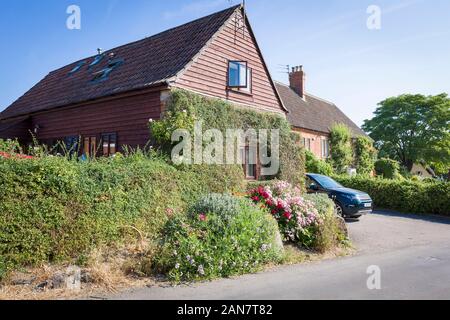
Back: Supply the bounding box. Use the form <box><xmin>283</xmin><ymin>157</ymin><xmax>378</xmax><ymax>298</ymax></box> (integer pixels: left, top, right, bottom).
<box><xmin>108</xmin><ymin>211</ymin><xmax>450</xmax><ymax>300</ymax></box>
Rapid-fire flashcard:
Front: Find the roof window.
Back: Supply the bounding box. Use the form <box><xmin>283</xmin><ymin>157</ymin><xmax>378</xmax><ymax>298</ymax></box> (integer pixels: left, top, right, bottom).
<box><xmin>69</xmin><ymin>61</ymin><xmax>86</xmax><ymax>75</ymax></box>
<box><xmin>89</xmin><ymin>54</ymin><xmax>105</xmax><ymax>68</ymax></box>
<box><xmin>91</xmin><ymin>58</ymin><xmax>124</xmax><ymax>82</ymax></box>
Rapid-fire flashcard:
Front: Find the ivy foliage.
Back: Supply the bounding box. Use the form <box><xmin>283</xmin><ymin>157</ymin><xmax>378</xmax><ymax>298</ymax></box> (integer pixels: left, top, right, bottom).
<box><xmin>150</xmin><ymin>89</ymin><xmax>305</xmax><ymax>187</ymax></box>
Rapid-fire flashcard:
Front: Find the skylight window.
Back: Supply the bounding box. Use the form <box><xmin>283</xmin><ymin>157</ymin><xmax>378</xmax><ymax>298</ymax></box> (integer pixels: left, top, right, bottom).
<box><xmin>91</xmin><ymin>58</ymin><xmax>124</xmax><ymax>82</ymax></box>
<box><xmin>89</xmin><ymin>54</ymin><xmax>105</xmax><ymax>68</ymax></box>
<box><xmin>69</xmin><ymin>61</ymin><xmax>86</xmax><ymax>75</ymax></box>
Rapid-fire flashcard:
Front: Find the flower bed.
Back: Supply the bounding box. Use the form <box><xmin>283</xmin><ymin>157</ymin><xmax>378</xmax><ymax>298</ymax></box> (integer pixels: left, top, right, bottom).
<box><xmin>248</xmin><ymin>181</ymin><xmax>347</xmax><ymax>250</ymax></box>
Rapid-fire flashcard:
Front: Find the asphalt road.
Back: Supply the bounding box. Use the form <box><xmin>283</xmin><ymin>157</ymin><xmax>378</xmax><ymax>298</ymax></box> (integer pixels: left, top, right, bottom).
<box><xmin>110</xmin><ymin>211</ymin><xmax>450</xmax><ymax>300</ymax></box>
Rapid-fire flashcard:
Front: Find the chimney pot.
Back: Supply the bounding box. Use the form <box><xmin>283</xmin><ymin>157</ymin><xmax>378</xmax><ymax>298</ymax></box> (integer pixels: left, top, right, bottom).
<box><xmin>289</xmin><ymin>65</ymin><xmax>306</xmax><ymax>99</ymax></box>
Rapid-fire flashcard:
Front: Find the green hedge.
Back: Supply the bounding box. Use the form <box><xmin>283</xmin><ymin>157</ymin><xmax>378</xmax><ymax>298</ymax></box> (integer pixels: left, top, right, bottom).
<box><xmin>334</xmin><ymin>176</ymin><xmax>450</xmax><ymax>216</ymax></box>
<box><xmin>0</xmin><ymin>152</ymin><xmax>244</xmax><ymax>279</ymax></box>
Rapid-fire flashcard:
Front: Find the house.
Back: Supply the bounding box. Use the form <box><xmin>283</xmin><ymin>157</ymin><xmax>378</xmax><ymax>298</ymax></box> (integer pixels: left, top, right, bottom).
<box><xmin>275</xmin><ymin>66</ymin><xmax>368</xmax><ymax>160</ymax></box>
<box><xmin>0</xmin><ymin>5</ymin><xmax>285</xmax><ymax>168</ymax></box>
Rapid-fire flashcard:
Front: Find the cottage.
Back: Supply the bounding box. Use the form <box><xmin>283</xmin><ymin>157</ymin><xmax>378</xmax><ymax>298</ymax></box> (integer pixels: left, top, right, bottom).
<box><xmin>275</xmin><ymin>66</ymin><xmax>368</xmax><ymax>160</ymax></box>
<box><xmin>0</xmin><ymin>5</ymin><xmax>285</xmax><ymax>160</ymax></box>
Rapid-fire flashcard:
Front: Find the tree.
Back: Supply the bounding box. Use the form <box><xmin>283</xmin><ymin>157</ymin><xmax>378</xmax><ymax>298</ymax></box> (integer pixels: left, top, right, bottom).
<box><xmin>363</xmin><ymin>94</ymin><xmax>450</xmax><ymax>171</ymax></box>
<box><xmin>354</xmin><ymin>136</ymin><xmax>377</xmax><ymax>175</ymax></box>
<box><xmin>329</xmin><ymin>124</ymin><xmax>354</xmax><ymax>173</ymax></box>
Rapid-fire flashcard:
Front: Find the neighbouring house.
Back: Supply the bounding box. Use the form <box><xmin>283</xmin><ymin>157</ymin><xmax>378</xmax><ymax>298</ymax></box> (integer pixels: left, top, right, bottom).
<box><xmin>410</xmin><ymin>163</ymin><xmax>436</xmax><ymax>179</ymax></box>
<box><xmin>0</xmin><ymin>5</ymin><xmax>286</xmax><ymax>179</ymax></box>
<box><xmin>275</xmin><ymin>66</ymin><xmax>368</xmax><ymax>160</ymax></box>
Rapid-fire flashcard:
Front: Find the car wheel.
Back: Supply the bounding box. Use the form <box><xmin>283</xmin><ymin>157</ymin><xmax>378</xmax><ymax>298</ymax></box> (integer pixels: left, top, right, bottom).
<box><xmin>335</xmin><ymin>202</ymin><xmax>345</xmax><ymax>217</ymax></box>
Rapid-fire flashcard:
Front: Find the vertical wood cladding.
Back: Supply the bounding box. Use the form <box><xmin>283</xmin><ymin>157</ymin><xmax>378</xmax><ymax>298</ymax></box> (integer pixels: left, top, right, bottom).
<box><xmin>174</xmin><ymin>10</ymin><xmax>284</xmax><ymax>114</ymax></box>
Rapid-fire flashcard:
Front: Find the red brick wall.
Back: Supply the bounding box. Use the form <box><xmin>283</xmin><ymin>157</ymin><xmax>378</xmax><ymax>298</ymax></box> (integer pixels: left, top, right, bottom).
<box><xmin>295</xmin><ymin>127</ymin><xmax>330</xmax><ymax>160</ymax></box>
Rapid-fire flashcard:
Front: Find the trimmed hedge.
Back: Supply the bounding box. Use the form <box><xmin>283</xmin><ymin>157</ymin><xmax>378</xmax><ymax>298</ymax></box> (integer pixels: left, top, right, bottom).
<box><xmin>334</xmin><ymin>176</ymin><xmax>450</xmax><ymax>216</ymax></box>
<box><xmin>0</xmin><ymin>152</ymin><xmax>244</xmax><ymax>279</ymax></box>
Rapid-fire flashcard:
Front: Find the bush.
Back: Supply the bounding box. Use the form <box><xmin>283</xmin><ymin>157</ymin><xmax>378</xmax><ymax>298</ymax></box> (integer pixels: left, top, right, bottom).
<box><xmin>150</xmin><ymin>89</ymin><xmax>306</xmax><ymax>188</ymax></box>
<box><xmin>154</xmin><ymin>195</ymin><xmax>283</xmax><ymax>282</ymax></box>
<box><xmin>354</xmin><ymin>136</ymin><xmax>377</xmax><ymax>175</ymax></box>
<box><xmin>248</xmin><ymin>182</ymin><xmax>347</xmax><ymax>251</ymax></box>
<box><xmin>0</xmin><ymin>151</ymin><xmax>245</xmax><ymax>280</ymax></box>
<box><xmin>375</xmin><ymin>158</ymin><xmax>401</xmax><ymax>179</ymax></box>
<box><xmin>329</xmin><ymin>124</ymin><xmax>354</xmax><ymax>173</ymax></box>
<box><xmin>333</xmin><ymin>175</ymin><xmax>450</xmax><ymax>216</ymax></box>
<box><xmin>305</xmin><ymin>150</ymin><xmax>334</xmax><ymax>176</ymax></box>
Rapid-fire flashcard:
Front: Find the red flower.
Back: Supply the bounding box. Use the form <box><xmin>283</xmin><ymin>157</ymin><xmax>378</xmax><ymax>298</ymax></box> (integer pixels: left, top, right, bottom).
<box><xmin>283</xmin><ymin>212</ymin><xmax>292</xmax><ymax>220</ymax></box>
<box><xmin>271</xmin><ymin>209</ymin><xmax>277</xmax><ymax>215</ymax></box>
<box><xmin>252</xmin><ymin>196</ymin><xmax>260</xmax><ymax>202</ymax></box>
<box><xmin>262</xmin><ymin>192</ymin><xmax>270</xmax><ymax>199</ymax></box>
<box><xmin>266</xmin><ymin>199</ymin><xmax>273</xmax><ymax>206</ymax></box>
<box><xmin>277</xmin><ymin>201</ymin><xmax>284</xmax><ymax>210</ymax></box>
<box><xmin>199</xmin><ymin>213</ymin><xmax>207</xmax><ymax>221</ymax></box>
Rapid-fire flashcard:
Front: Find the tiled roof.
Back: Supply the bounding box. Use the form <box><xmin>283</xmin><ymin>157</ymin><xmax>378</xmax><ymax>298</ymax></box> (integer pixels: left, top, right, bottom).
<box><xmin>0</xmin><ymin>5</ymin><xmax>240</xmax><ymax>120</ymax></box>
<box><xmin>275</xmin><ymin>82</ymin><xmax>367</xmax><ymax>137</ymax></box>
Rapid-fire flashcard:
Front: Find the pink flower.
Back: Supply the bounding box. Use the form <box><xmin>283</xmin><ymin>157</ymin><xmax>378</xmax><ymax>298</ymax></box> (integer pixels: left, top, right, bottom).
<box><xmin>199</xmin><ymin>213</ymin><xmax>207</xmax><ymax>221</ymax></box>
<box><xmin>283</xmin><ymin>212</ymin><xmax>292</xmax><ymax>220</ymax></box>
<box><xmin>252</xmin><ymin>196</ymin><xmax>260</xmax><ymax>202</ymax></box>
<box><xmin>165</xmin><ymin>208</ymin><xmax>174</xmax><ymax>217</ymax></box>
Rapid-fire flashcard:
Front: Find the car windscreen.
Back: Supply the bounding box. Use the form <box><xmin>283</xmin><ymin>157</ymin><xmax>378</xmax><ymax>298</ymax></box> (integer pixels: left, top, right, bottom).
<box><xmin>313</xmin><ymin>176</ymin><xmax>343</xmax><ymax>189</ymax></box>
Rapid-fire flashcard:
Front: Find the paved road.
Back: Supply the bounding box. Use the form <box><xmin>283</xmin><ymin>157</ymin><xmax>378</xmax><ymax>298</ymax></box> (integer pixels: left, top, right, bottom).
<box><xmin>110</xmin><ymin>211</ymin><xmax>450</xmax><ymax>300</ymax></box>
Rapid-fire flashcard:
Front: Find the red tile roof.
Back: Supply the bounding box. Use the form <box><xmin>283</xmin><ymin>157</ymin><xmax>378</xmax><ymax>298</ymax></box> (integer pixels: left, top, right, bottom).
<box><xmin>275</xmin><ymin>81</ymin><xmax>367</xmax><ymax>137</ymax></box>
<box><xmin>1</xmin><ymin>5</ymin><xmax>240</xmax><ymax>120</ymax></box>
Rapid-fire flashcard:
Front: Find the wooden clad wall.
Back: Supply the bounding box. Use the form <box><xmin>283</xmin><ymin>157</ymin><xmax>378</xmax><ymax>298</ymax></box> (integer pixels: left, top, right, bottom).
<box><xmin>31</xmin><ymin>90</ymin><xmax>162</xmax><ymax>149</ymax></box>
<box><xmin>174</xmin><ymin>10</ymin><xmax>284</xmax><ymax>114</ymax></box>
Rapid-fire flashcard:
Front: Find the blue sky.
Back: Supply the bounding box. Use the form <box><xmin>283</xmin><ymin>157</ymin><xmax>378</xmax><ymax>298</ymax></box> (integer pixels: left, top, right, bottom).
<box><xmin>0</xmin><ymin>0</ymin><xmax>449</xmax><ymax>126</ymax></box>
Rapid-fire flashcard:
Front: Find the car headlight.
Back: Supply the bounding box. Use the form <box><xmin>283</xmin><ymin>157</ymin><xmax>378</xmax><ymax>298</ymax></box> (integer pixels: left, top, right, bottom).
<box><xmin>342</xmin><ymin>194</ymin><xmax>358</xmax><ymax>202</ymax></box>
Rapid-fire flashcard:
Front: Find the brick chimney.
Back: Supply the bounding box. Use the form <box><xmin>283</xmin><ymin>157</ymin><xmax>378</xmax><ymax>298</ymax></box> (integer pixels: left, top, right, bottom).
<box><xmin>289</xmin><ymin>65</ymin><xmax>306</xmax><ymax>99</ymax></box>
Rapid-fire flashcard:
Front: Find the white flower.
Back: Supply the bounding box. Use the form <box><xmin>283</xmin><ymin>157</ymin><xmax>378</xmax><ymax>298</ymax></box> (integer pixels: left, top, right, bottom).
<box><xmin>198</xmin><ymin>265</ymin><xmax>205</xmax><ymax>275</ymax></box>
<box><xmin>175</xmin><ymin>263</ymin><xmax>180</xmax><ymax>269</ymax></box>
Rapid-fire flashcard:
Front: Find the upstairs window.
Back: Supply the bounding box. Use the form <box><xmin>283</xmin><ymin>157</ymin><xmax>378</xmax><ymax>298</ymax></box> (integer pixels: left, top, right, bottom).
<box><xmin>303</xmin><ymin>138</ymin><xmax>312</xmax><ymax>151</ymax></box>
<box><xmin>321</xmin><ymin>139</ymin><xmax>330</xmax><ymax>159</ymax></box>
<box><xmin>101</xmin><ymin>133</ymin><xmax>117</xmax><ymax>157</ymax></box>
<box><xmin>228</xmin><ymin>61</ymin><xmax>249</xmax><ymax>88</ymax></box>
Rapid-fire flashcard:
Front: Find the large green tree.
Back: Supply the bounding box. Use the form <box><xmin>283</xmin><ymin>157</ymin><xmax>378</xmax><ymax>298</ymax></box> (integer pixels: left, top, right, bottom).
<box><xmin>362</xmin><ymin>94</ymin><xmax>450</xmax><ymax>171</ymax></box>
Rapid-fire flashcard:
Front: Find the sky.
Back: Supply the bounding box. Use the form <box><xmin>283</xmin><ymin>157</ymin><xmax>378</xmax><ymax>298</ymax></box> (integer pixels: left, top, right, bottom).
<box><xmin>0</xmin><ymin>0</ymin><xmax>449</xmax><ymax>126</ymax></box>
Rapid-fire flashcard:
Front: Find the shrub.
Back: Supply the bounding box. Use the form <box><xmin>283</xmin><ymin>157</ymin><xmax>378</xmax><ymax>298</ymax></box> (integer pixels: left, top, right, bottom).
<box><xmin>0</xmin><ymin>151</ymin><xmax>245</xmax><ymax>280</ymax></box>
<box><xmin>150</xmin><ymin>89</ymin><xmax>306</xmax><ymax>187</ymax></box>
<box><xmin>304</xmin><ymin>194</ymin><xmax>348</xmax><ymax>253</ymax></box>
<box><xmin>375</xmin><ymin>158</ymin><xmax>400</xmax><ymax>179</ymax></box>
<box><xmin>248</xmin><ymin>181</ymin><xmax>346</xmax><ymax>250</ymax></box>
<box><xmin>154</xmin><ymin>195</ymin><xmax>283</xmax><ymax>282</ymax></box>
<box><xmin>333</xmin><ymin>175</ymin><xmax>450</xmax><ymax>216</ymax></box>
<box><xmin>305</xmin><ymin>150</ymin><xmax>334</xmax><ymax>176</ymax></box>
<box><xmin>354</xmin><ymin>136</ymin><xmax>377</xmax><ymax>176</ymax></box>
<box><xmin>329</xmin><ymin>124</ymin><xmax>354</xmax><ymax>173</ymax></box>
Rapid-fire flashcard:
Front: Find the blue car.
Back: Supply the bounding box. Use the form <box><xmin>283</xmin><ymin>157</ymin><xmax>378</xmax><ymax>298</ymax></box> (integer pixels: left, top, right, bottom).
<box><xmin>306</xmin><ymin>173</ymin><xmax>373</xmax><ymax>218</ymax></box>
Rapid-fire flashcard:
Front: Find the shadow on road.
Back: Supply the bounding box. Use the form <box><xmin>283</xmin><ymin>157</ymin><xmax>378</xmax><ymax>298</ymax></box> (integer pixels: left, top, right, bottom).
<box><xmin>372</xmin><ymin>210</ymin><xmax>450</xmax><ymax>225</ymax></box>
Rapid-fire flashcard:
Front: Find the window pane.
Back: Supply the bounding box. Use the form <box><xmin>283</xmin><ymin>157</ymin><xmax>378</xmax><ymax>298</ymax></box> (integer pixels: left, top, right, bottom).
<box><xmin>90</xmin><ymin>137</ymin><xmax>97</xmax><ymax>157</ymax></box>
<box><xmin>102</xmin><ymin>135</ymin><xmax>109</xmax><ymax>156</ymax></box>
<box><xmin>109</xmin><ymin>134</ymin><xmax>117</xmax><ymax>155</ymax></box>
<box><xmin>239</xmin><ymin>62</ymin><xmax>247</xmax><ymax>87</ymax></box>
<box><xmin>228</xmin><ymin>62</ymin><xmax>239</xmax><ymax>87</ymax></box>
<box><xmin>84</xmin><ymin>137</ymin><xmax>90</xmax><ymax>156</ymax></box>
